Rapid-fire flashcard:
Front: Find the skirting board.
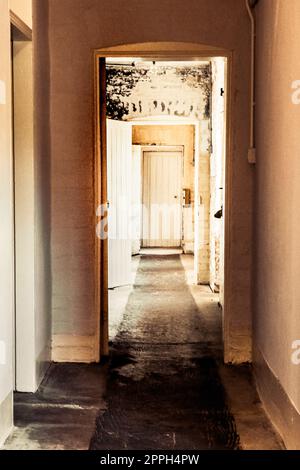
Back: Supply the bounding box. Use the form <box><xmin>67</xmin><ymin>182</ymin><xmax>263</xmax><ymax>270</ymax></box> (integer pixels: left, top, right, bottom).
<box><xmin>0</xmin><ymin>391</ymin><xmax>13</xmax><ymax>447</ymax></box>
<box><xmin>254</xmin><ymin>345</ymin><xmax>300</xmax><ymax>450</ymax></box>
<box><xmin>224</xmin><ymin>329</ymin><xmax>252</xmax><ymax>364</ymax></box>
<box><xmin>52</xmin><ymin>335</ymin><xmax>98</xmax><ymax>363</ymax></box>
<box><xmin>183</xmin><ymin>242</ymin><xmax>194</xmax><ymax>254</ymax></box>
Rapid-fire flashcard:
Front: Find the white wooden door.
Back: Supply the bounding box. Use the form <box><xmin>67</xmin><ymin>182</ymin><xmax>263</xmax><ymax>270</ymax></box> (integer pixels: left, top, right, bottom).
<box><xmin>131</xmin><ymin>145</ymin><xmax>142</xmax><ymax>255</ymax></box>
<box><xmin>142</xmin><ymin>150</ymin><xmax>182</xmax><ymax>247</ymax></box>
<box><xmin>107</xmin><ymin>119</ymin><xmax>132</xmax><ymax>288</ymax></box>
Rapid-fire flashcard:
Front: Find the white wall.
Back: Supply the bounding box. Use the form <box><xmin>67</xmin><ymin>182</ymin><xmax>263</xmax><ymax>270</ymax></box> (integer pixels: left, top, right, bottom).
<box><xmin>13</xmin><ymin>41</ymin><xmax>35</xmax><ymax>391</ymax></box>
<box><xmin>254</xmin><ymin>0</ymin><xmax>300</xmax><ymax>448</ymax></box>
<box><xmin>106</xmin><ymin>63</ymin><xmax>210</xmax><ymax>121</ymax></box>
<box><xmin>0</xmin><ymin>0</ymin><xmax>14</xmax><ymax>446</ymax></box>
<box><xmin>194</xmin><ymin>120</ymin><xmax>211</xmax><ymax>284</ymax></box>
<box><xmin>0</xmin><ymin>0</ymin><xmax>47</xmax><ymax>445</ymax></box>
<box><xmin>33</xmin><ymin>0</ymin><xmax>53</xmax><ymax>371</ymax></box>
<box><xmin>48</xmin><ymin>0</ymin><xmax>254</xmax><ymax>365</ymax></box>
<box><xmin>13</xmin><ymin>40</ymin><xmax>51</xmax><ymax>392</ymax></box>
<box><xmin>10</xmin><ymin>0</ymin><xmax>32</xmax><ymax>28</ymax></box>
<box><xmin>210</xmin><ymin>58</ymin><xmax>226</xmax><ymax>296</ymax></box>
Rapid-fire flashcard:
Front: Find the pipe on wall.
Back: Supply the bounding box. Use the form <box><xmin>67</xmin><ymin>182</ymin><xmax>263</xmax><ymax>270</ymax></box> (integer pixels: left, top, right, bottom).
<box><xmin>245</xmin><ymin>0</ymin><xmax>259</xmax><ymax>164</ymax></box>
<box><xmin>249</xmin><ymin>0</ymin><xmax>260</xmax><ymax>7</ymax></box>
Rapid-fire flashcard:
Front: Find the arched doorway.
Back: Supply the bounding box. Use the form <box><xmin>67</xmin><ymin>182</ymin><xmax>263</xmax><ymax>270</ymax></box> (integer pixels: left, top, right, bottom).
<box><xmin>93</xmin><ymin>42</ymin><xmax>237</xmax><ymax>363</ymax></box>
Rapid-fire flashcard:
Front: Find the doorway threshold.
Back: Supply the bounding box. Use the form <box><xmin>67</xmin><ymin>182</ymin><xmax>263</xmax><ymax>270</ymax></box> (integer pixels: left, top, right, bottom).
<box><xmin>140</xmin><ymin>248</ymin><xmax>183</xmax><ymax>256</ymax></box>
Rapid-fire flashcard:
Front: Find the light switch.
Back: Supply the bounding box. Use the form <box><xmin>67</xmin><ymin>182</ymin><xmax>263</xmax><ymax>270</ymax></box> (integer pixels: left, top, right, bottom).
<box><xmin>0</xmin><ymin>80</ymin><xmax>6</xmax><ymax>105</ymax></box>
<box><xmin>0</xmin><ymin>341</ymin><xmax>6</xmax><ymax>365</ymax></box>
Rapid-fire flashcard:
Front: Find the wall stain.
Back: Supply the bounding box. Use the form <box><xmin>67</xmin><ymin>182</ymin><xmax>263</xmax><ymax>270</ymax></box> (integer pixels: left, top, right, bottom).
<box><xmin>106</xmin><ymin>64</ymin><xmax>212</xmax><ymax>121</ymax></box>
<box><xmin>90</xmin><ymin>255</ymin><xmax>240</xmax><ymax>451</ymax></box>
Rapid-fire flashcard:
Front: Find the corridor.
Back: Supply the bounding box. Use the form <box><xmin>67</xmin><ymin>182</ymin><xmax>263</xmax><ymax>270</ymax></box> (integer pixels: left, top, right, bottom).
<box><xmin>1</xmin><ymin>0</ymin><xmax>300</xmax><ymax>454</ymax></box>
<box><xmin>3</xmin><ymin>254</ymin><xmax>282</xmax><ymax>451</ymax></box>
<box><xmin>90</xmin><ymin>255</ymin><xmax>276</xmax><ymax>450</ymax></box>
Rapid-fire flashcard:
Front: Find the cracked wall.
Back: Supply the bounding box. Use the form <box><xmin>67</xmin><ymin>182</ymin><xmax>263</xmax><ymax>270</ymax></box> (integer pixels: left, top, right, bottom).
<box><xmin>106</xmin><ymin>64</ymin><xmax>211</xmax><ymax>121</ymax></box>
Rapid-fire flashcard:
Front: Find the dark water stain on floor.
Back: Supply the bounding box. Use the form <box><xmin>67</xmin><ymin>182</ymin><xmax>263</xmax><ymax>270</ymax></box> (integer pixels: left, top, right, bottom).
<box><xmin>90</xmin><ymin>255</ymin><xmax>239</xmax><ymax>450</ymax></box>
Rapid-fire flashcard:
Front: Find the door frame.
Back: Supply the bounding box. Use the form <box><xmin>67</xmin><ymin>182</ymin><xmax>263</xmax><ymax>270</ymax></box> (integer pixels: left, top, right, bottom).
<box><xmin>141</xmin><ymin>145</ymin><xmax>184</xmax><ymax>249</ymax></box>
<box><xmin>10</xmin><ymin>15</ymin><xmax>40</xmax><ymax>392</ymax></box>
<box><xmin>130</xmin><ymin>119</ymin><xmax>201</xmax><ymax>278</ymax></box>
<box><xmin>94</xmin><ymin>42</ymin><xmax>232</xmax><ymax>361</ymax></box>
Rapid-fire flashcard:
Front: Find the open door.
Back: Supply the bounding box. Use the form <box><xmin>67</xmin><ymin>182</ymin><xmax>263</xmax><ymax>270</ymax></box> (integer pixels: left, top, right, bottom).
<box><xmin>107</xmin><ymin>119</ymin><xmax>133</xmax><ymax>289</ymax></box>
<box><xmin>131</xmin><ymin>145</ymin><xmax>142</xmax><ymax>255</ymax></box>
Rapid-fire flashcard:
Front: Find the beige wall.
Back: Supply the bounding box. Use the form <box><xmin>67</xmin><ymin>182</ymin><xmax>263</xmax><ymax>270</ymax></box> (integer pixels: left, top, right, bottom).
<box><xmin>44</xmin><ymin>0</ymin><xmax>254</xmax><ymax>363</ymax></box>
<box><xmin>254</xmin><ymin>0</ymin><xmax>300</xmax><ymax>449</ymax></box>
<box><xmin>195</xmin><ymin>120</ymin><xmax>211</xmax><ymax>283</ymax></box>
<box><xmin>10</xmin><ymin>0</ymin><xmax>32</xmax><ymax>28</ymax></box>
<box><xmin>13</xmin><ymin>41</ymin><xmax>35</xmax><ymax>391</ymax></box>
<box><xmin>0</xmin><ymin>0</ymin><xmax>14</xmax><ymax>445</ymax></box>
<box><xmin>32</xmin><ymin>0</ymin><xmax>52</xmax><ymax>375</ymax></box>
<box><xmin>13</xmin><ymin>39</ymin><xmax>51</xmax><ymax>392</ymax></box>
<box><xmin>0</xmin><ymin>0</ymin><xmax>46</xmax><ymax>444</ymax></box>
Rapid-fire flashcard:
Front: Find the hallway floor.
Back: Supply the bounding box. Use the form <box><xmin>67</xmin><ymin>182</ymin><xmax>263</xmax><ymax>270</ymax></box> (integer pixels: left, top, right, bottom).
<box><xmin>3</xmin><ymin>254</ymin><xmax>283</xmax><ymax>450</ymax></box>
<box><xmin>91</xmin><ymin>254</ymin><xmax>238</xmax><ymax>450</ymax></box>
<box><xmin>90</xmin><ymin>254</ymin><xmax>282</xmax><ymax>450</ymax></box>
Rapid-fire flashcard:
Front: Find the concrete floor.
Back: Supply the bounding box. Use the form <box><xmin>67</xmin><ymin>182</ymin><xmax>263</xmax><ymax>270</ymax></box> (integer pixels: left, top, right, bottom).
<box><xmin>3</xmin><ymin>364</ymin><xmax>107</xmax><ymax>450</ymax></box>
<box><xmin>3</xmin><ymin>253</ymin><xmax>283</xmax><ymax>450</ymax></box>
<box><xmin>92</xmin><ymin>254</ymin><xmax>283</xmax><ymax>450</ymax></box>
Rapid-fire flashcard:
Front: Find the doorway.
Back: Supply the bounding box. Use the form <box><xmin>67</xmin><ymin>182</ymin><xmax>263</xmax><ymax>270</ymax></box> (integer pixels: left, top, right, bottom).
<box><xmin>94</xmin><ymin>44</ymin><xmax>230</xmax><ymax>360</ymax></box>
<box><xmin>142</xmin><ymin>147</ymin><xmax>183</xmax><ymax>248</ymax></box>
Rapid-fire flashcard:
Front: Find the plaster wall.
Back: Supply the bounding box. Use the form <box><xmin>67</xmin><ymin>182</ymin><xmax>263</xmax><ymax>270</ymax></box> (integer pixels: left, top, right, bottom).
<box><xmin>0</xmin><ymin>2</ymin><xmax>49</xmax><ymax>442</ymax></box>
<box><xmin>13</xmin><ymin>39</ymin><xmax>51</xmax><ymax>392</ymax></box>
<box><xmin>0</xmin><ymin>0</ymin><xmax>34</xmax><ymax>445</ymax></box>
<box><xmin>210</xmin><ymin>58</ymin><xmax>226</xmax><ymax>295</ymax></box>
<box><xmin>13</xmin><ymin>41</ymin><xmax>35</xmax><ymax>391</ymax></box>
<box><xmin>32</xmin><ymin>0</ymin><xmax>53</xmax><ymax>367</ymax></box>
<box><xmin>106</xmin><ymin>63</ymin><xmax>210</xmax><ymax>121</ymax></box>
<box><xmin>45</xmin><ymin>0</ymin><xmax>253</xmax><ymax>363</ymax></box>
<box><xmin>254</xmin><ymin>0</ymin><xmax>300</xmax><ymax>448</ymax></box>
<box><xmin>0</xmin><ymin>0</ymin><xmax>14</xmax><ymax>445</ymax></box>
<box><xmin>0</xmin><ymin>0</ymin><xmax>50</xmax><ymax>444</ymax></box>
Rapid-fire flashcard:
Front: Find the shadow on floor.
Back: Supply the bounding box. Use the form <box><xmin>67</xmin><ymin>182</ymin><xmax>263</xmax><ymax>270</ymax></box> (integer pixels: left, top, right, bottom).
<box><xmin>4</xmin><ymin>254</ymin><xmax>284</xmax><ymax>450</ymax></box>
<box><xmin>4</xmin><ymin>363</ymin><xmax>107</xmax><ymax>450</ymax></box>
<box><xmin>91</xmin><ymin>255</ymin><xmax>239</xmax><ymax>450</ymax></box>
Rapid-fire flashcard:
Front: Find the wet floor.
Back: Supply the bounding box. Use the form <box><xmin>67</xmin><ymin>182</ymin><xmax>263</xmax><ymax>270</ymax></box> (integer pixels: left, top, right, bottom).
<box><xmin>90</xmin><ymin>255</ymin><xmax>240</xmax><ymax>450</ymax></box>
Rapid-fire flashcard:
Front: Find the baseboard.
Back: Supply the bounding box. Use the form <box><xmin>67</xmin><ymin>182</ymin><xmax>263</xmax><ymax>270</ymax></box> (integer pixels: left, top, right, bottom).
<box><xmin>52</xmin><ymin>335</ymin><xmax>98</xmax><ymax>363</ymax></box>
<box><xmin>0</xmin><ymin>391</ymin><xmax>13</xmax><ymax>447</ymax></box>
<box><xmin>224</xmin><ymin>329</ymin><xmax>252</xmax><ymax>364</ymax></box>
<box><xmin>254</xmin><ymin>345</ymin><xmax>300</xmax><ymax>450</ymax></box>
<box><xmin>183</xmin><ymin>242</ymin><xmax>194</xmax><ymax>254</ymax></box>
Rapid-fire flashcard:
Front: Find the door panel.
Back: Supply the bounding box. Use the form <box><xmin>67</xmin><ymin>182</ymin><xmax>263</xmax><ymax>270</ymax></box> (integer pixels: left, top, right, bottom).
<box><xmin>131</xmin><ymin>145</ymin><xmax>142</xmax><ymax>255</ymax></box>
<box><xmin>107</xmin><ymin>119</ymin><xmax>132</xmax><ymax>288</ymax></box>
<box><xmin>142</xmin><ymin>151</ymin><xmax>182</xmax><ymax>247</ymax></box>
